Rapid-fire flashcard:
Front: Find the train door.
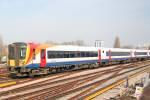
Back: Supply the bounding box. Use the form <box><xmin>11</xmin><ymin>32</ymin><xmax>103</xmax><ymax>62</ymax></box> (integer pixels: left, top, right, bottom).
<box><xmin>98</xmin><ymin>49</ymin><xmax>101</xmax><ymax>64</ymax></box>
<box><xmin>31</xmin><ymin>48</ymin><xmax>36</xmax><ymax>66</ymax></box>
<box><xmin>40</xmin><ymin>49</ymin><xmax>46</xmax><ymax>68</ymax></box>
<box><xmin>109</xmin><ymin>50</ymin><xmax>111</xmax><ymax>61</ymax></box>
<box><xmin>134</xmin><ymin>51</ymin><xmax>136</xmax><ymax>58</ymax></box>
<box><xmin>130</xmin><ymin>50</ymin><xmax>133</xmax><ymax>58</ymax></box>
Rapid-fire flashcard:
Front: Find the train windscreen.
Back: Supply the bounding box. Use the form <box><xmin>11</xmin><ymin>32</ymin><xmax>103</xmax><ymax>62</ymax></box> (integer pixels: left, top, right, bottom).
<box><xmin>8</xmin><ymin>44</ymin><xmax>15</xmax><ymax>59</ymax></box>
<box><xmin>8</xmin><ymin>43</ymin><xmax>27</xmax><ymax>60</ymax></box>
<box><xmin>20</xmin><ymin>46</ymin><xmax>27</xmax><ymax>59</ymax></box>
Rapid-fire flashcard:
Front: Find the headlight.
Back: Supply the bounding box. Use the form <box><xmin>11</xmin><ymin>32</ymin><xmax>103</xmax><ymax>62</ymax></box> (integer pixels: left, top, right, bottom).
<box><xmin>20</xmin><ymin>61</ymin><xmax>25</xmax><ymax>65</ymax></box>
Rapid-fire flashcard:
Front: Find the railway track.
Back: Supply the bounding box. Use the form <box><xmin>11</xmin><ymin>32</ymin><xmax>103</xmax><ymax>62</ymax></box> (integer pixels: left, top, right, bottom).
<box><xmin>70</xmin><ymin>64</ymin><xmax>150</xmax><ymax>100</ymax></box>
<box><xmin>0</xmin><ymin>61</ymin><xmax>124</xmax><ymax>89</ymax></box>
<box><xmin>0</xmin><ymin>68</ymin><xmax>8</xmax><ymax>76</ymax></box>
<box><xmin>0</xmin><ymin>60</ymin><xmax>149</xmax><ymax>100</ymax></box>
<box><xmin>0</xmin><ymin>65</ymin><xmax>97</xmax><ymax>88</ymax></box>
<box><xmin>0</xmin><ymin>67</ymin><xmax>15</xmax><ymax>87</ymax></box>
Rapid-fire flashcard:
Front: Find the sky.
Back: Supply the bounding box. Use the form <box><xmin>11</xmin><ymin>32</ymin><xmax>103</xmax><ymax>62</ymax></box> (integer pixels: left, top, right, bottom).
<box><xmin>0</xmin><ymin>0</ymin><xmax>150</xmax><ymax>47</ymax></box>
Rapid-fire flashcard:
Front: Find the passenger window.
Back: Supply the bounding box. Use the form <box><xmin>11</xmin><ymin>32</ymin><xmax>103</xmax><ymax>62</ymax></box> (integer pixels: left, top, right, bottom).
<box><xmin>81</xmin><ymin>52</ymin><xmax>85</xmax><ymax>57</ymax></box>
<box><xmin>86</xmin><ymin>52</ymin><xmax>90</xmax><ymax>57</ymax></box>
<box><xmin>70</xmin><ymin>51</ymin><xmax>75</xmax><ymax>58</ymax></box>
<box><xmin>77</xmin><ymin>51</ymin><xmax>80</xmax><ymax>57</ymax></box>
<box><xmin>64</xmin><ymin>51</ymin><xmax>70</xmax><ymax>58</ymax></box>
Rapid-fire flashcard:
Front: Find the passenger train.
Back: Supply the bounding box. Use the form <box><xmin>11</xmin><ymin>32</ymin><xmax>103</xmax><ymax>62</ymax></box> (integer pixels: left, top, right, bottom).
<box><xmin>7</xmin><ymin>42</ymin><xmax>150</xmax><ymax>77</ymax></box>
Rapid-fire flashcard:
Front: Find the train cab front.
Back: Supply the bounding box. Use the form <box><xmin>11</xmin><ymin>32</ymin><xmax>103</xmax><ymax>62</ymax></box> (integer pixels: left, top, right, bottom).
<box><xmin>7</xmin><ymin>42</ymin><xmax>27</xmax><ymax>76</ymax></box>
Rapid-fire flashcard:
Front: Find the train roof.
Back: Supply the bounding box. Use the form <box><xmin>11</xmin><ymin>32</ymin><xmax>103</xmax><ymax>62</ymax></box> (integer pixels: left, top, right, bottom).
<box><xmin>45</xmin><ymin>45</ymin><xmax>150</xmax><ymax>52</ymax></box>
<box><xmin>9</xmin><ymin>42</ymin><xmax>150</xmax><ymax>52</ymax></box>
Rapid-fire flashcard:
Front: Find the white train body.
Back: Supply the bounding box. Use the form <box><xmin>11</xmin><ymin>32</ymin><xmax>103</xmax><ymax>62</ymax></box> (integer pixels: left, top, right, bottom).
<box><xmin>30</xmin><ymin>45</ymin><xmax>149</xmax><ymax>68</ymax></box>
<box><xmin>7</xmin><ymin>42</ymin><xmax>150</xmax><ymax>76</ymax></box>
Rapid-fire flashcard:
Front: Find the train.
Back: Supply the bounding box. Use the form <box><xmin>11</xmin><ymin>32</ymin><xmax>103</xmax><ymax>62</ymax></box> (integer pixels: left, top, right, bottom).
<box><xmin>7</xmin><ymin>42</ymin><xmax>150</xmax><ymax>77</ymax></box>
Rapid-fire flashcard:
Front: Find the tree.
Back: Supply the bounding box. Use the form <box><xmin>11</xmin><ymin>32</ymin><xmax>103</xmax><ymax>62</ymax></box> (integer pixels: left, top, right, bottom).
<box><xmin>74</xmin><ymin>40</ymin><xmax>85</xmax><ymax>46</ymax></box>
<box><xmin>113</xmin><ymin>36</ymin><xmax>121</xmax><ymax>48</ymax></box>
<box><xmin>61</xmin><ymin>41</ymin><xmax>74</xmax><ymax>45</ymax></box>
<box><xmin>122</xmin><ymin>45</ymin><xmax>134</xmax><ymax>49</ymax></box>
<box><xmin>45</xmin><ymin>41</ymin><xmax>58</xmax><ymax>45</ymax></box>
<box><xmin>2</xmin><ymin>45</ymin><xmax>8</xmax><ymax>56</ymax></box>
<box><xmin>61</xmin><ymin>40</ymin><xmax>85</xmax><ymax>46</ymax></box>
<box><xmin>0</xmin><ymin>34</ymin><xmax>3</xmax><ymax>58</ymax></box>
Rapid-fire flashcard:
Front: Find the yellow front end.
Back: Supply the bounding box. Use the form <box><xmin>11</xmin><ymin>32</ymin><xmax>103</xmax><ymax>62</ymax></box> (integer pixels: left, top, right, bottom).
<box><xmin>8</xmin><ymin>60</ymin><xmax>15</xmax><ymax>67</ymax></box>
<box><xmin>7</xmin><ymin>43</ymin><xmax>27</xmax><ymax>75</ymax></box>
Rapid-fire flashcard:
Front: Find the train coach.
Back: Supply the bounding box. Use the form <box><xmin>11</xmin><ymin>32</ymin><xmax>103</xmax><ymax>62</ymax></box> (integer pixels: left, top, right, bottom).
<box><xmin>7</xmin><ymin>42</ymin><xmax>150</xmax><ymax>77</ymax></box>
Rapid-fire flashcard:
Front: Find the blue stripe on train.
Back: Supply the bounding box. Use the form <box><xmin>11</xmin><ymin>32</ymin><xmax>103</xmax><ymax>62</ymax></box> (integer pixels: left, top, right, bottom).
<box><xmin>25</xmin><ymin>57</ymin><xmax>130</xmax><ymax>69</ymax></box>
